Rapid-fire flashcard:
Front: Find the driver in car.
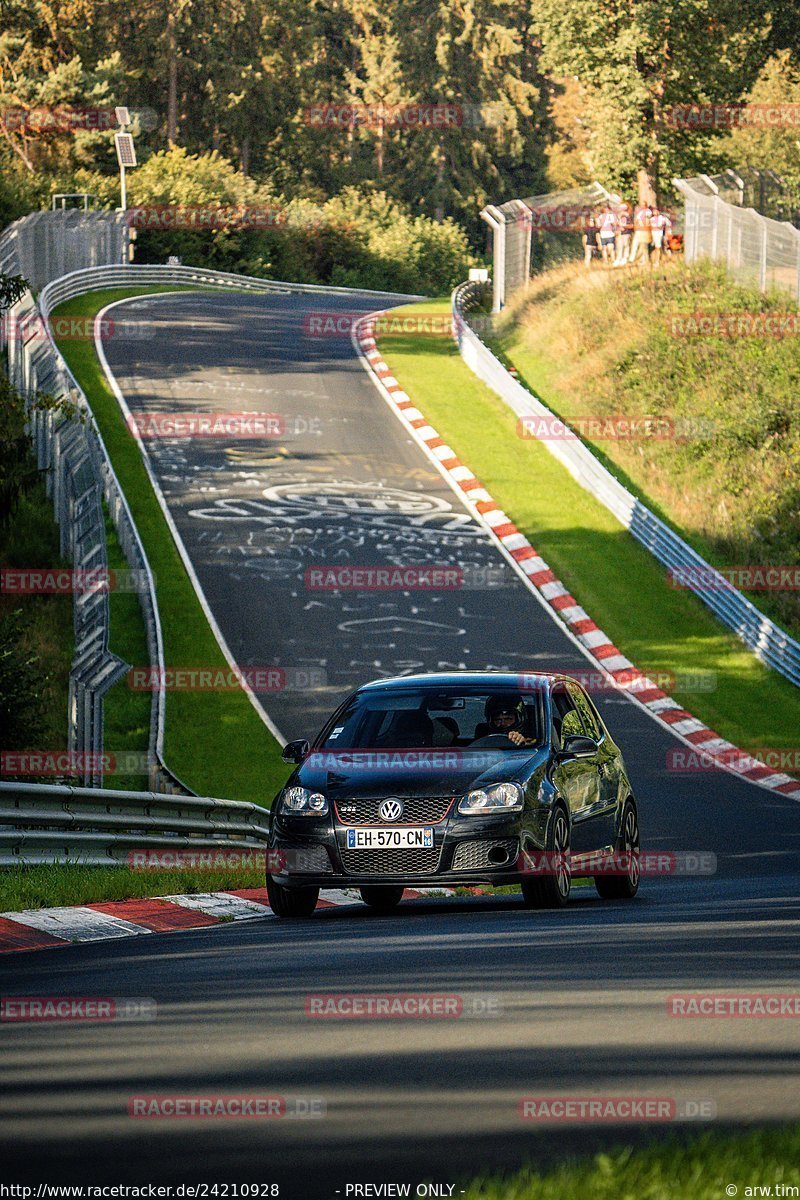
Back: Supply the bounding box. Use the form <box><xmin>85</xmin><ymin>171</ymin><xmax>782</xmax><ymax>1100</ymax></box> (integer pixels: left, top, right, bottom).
<box><xmin>474</xmin><ymin>696</ymin><xmax>537</xmax><ymax>748</ymax></box>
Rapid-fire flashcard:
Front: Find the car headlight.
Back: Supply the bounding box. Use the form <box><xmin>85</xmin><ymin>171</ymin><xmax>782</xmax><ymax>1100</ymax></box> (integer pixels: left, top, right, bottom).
<box><xmin>457</xmin><ymin>782</ymin><xmax>524</xmax><ymax>815</ymax></box>
<box><xmin>280</xmin><ymin>786</ymin><xmax>329</xmax><ymax>816</ymax></box>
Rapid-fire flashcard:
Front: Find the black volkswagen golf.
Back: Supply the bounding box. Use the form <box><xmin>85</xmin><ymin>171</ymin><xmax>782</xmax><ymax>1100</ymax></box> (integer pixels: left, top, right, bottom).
<box><xmin>266</xmin><ymin>672</ymin><xmax>640</xmax><ymax>917</ymax></box>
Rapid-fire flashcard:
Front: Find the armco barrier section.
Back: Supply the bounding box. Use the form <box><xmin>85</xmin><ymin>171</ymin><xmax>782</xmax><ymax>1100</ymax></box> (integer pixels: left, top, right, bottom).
<box><xmin>452</xmin><ymin>282</ymin><xmax>800</xmax><ymax>688</ymax></box>
<box><xmin>38</xmin><ymin>261</ymin><xmax>421</xmax><ymax>311</ymax></box>
<box><xmin>0</xmin><ymin>781</ymin><xmax>270</xmax><ymax>866</ymax></box>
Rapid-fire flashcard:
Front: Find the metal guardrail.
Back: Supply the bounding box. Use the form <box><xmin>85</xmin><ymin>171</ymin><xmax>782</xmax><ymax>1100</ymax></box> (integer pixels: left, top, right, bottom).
<box><xmin>0</xmin><ymin>781</ymin><xmax>270</xmax><ymax>866</ymax></box>
<box><xmin>452</xmin><ymin>281</ymin><xmax>800</xmax><ymax>688</ymax></box>
<box><xmin>39</xmin><ymin>262</ymin><xmax>423</xmax><ymax>308</ymax></box>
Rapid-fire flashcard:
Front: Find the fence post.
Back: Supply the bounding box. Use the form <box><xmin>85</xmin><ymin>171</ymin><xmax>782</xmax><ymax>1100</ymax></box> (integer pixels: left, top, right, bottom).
<box><xmin>726</xmin><ymin>205</ymin><xmax>733</xmax><ymax>272</ymax></box>
<box><xmin>759</xmin><ymin>217</ymin><xmax>768</xmax><ymax>292</ymax></box>
<box><xmin>688</xmin><ymin>197</ymin><xmax>698</xmax><ymax>263</ymax></box>
<box><xmin>480</xmin><ymin>205</ymin><xmax>506</xmax><ymax>313</ymax></box>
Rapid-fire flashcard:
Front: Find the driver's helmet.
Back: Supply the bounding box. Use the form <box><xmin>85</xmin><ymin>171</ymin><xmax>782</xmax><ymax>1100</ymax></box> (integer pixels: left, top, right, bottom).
<box><xmin>485</xmin><ymin>695</ymin><xmax>526</xmax><ymax>732</ymax></box>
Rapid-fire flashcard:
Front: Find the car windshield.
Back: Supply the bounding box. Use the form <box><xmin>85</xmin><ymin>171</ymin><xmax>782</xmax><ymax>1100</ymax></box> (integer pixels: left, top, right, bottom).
<box><xmin>318</xmin><ymin>687</ymin><xmax>544</xmax><ymax>751</ymax></box>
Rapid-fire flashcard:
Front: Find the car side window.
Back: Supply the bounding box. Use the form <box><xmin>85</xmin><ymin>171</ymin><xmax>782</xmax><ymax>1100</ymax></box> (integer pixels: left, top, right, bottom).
<box><xmin>567</xmin><ymin>683</ymin><xmax>602</xmax><ymax>741</ymax></box>
<box><xmin>550</xmin><ymin>685</ymin><xmax>582</xmax><ymax>748</ymax></box>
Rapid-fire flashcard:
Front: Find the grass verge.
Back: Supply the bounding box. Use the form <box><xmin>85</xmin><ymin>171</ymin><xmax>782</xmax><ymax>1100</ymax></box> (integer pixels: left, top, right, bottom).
<box><xmin>0</xmin><ymin>861</ymin><xmax>264</xmax><ymax>911</ymax></box>
<box><xmin>377</xmin><ymin>299</ymin><xmax>800</xmax><ymax>758</ymax></box>
<box><xmin>461</xmin><ymin>1125</ymin><xmax>800</xmax><ymax>1199</ymax></box>
<box><xmin>51</xmin><ymin>286</ymin><xmax>289</xmax><ymax>804</ymax></box>
<box><xmin>491</xmin><ymin>258</ymin><xmax>800</xmax><ymax>638</ymax></box>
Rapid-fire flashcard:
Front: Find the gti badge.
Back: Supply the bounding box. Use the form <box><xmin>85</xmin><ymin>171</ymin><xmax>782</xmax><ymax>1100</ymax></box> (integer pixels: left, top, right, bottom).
<box><xmin>379</xmin><ymin>798</ymin><xmax>404</xmax><ymax>822</ymax></box>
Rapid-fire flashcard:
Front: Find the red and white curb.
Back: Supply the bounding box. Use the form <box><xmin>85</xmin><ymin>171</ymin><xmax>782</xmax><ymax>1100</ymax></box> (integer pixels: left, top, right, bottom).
<box><xmin>0</xmin><ymin>887</ymin><xmax>461</xmax><ymax>955</ymax></box>
<box><xmin>352</xmin><ymin>313</ymin><xmax>800</xmax><ymax>806</ymax></box>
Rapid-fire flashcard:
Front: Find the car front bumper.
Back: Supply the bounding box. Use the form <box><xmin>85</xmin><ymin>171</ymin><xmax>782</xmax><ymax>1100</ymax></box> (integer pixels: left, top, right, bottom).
<box><xmin>268</xmin><ymin>809</ymin><xmax>546</xmax><ymax>890</ymax></box>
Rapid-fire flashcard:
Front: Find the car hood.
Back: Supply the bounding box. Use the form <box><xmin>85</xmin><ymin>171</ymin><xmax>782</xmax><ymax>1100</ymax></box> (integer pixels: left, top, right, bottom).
<box><xmin>293</xmin><ymin>746</ymin><xmax>548</xmax><ymax>799</ymax></box>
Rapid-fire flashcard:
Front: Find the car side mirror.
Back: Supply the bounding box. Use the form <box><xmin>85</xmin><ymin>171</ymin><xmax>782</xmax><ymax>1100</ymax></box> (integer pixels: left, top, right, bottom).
<box><xmin>559</xmin><ymin>734</ymin><xmax>597</xmax><ymax>760</ymax></box>
<box><xmin>281</xmin><ymin>738</ymin><xmax>309</xmax><ymax>764</ymax></box>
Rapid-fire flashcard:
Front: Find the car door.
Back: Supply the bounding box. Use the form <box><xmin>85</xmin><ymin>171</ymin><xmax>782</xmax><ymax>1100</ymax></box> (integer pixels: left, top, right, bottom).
<box><xmin>549</xmin><ymin>683</ymin><xmax>600</xmax><ymax>853</ymax></box>
<box><xmin>568</xmin><ymin>682</ymin><xmax>618</xmax><ymax>853</ymax></box>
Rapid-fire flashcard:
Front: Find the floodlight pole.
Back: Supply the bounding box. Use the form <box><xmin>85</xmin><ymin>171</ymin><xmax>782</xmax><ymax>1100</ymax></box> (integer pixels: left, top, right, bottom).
<box><xmin>120</xmin><ymin>161</ymin><xmax>127</xmax><ymax>211</ymax></box>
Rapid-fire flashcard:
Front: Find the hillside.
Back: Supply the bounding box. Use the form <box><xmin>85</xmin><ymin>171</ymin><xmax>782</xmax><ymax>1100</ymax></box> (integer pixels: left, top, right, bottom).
<box><xmin>491</xmin><ymin>259</ymin><xmax>800</xmax><ymax>638</ymax></box>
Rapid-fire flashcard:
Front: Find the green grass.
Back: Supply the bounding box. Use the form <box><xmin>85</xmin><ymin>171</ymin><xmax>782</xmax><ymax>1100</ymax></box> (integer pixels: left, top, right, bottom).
<box><xmin>51</xmin><ymin>286</ymin><xmax>289</xmax><ymax>804</ymax></box>
<box><xmin>461</xmin><ymin>1125</ymin><xmax>800</xmax><ymax>1199</ymax></box>
<box><xmin>492</xmin><ymin>258</ymin><xmax>800</xmax><ymax>639</ymax></box>
<box><xmin>0</xmin><ymin>861</ymin><xmax>264</xmax><ymax>911</ymax></box>
<box><xmin>377</xmin><ymin>299</ymin><xmax>800</xmax><ymax>759</ymax></box>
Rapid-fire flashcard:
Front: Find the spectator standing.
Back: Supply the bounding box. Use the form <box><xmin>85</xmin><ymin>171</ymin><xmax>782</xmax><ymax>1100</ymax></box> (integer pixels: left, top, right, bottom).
<box><xmin>582</xmin><ymin>214</ymin><xmax>599</xmax><ymax>267</ymax></box>
<box><xmin>614</xmin><ymin>203</ymin><xmax>634</xmax><ymax>265</ymax></box>
<box><xmin>629</xmin><ymin>202</ymin><xmax>653</xmax><ymax>265</ymax></box>
<box><xmin>650</xmin><ymin>207</ymin><xmax>672</xmax><ymax>266</ymax></box>
<box><xmin>597</xmin><ymin>205</ymin><xmax>617</xmax><ymax>264</ymax></box>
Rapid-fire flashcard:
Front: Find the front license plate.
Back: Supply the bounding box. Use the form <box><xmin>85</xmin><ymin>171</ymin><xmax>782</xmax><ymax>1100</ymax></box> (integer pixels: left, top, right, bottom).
<box><xmin>346</xmin><ymin>827</ymin><xmax>434</xmax><ymax>850</ymax></box>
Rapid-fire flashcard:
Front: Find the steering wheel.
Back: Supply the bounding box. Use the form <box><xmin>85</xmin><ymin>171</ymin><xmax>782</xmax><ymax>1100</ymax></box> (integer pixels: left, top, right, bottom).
<box><xmin>469</xmin><ymin>733</ymin><xmax>516</xmax><ymax>749</ymax></box>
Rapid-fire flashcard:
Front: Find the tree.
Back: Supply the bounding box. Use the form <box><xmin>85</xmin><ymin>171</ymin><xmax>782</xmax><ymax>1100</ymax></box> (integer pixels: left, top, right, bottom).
<box><xmin>724</xmin><ymin>51</ymin><xmax>800</xmax><ymax>188</ymax></box>
<box><xmin>396</xmin><ymin>0</ymin><xmax>547</xmax><ymax>231</ymax></box>
<box><xmin>533</xmin><ymin>0</ymin><xmax>773</xmax><ymax>202</ymax></box>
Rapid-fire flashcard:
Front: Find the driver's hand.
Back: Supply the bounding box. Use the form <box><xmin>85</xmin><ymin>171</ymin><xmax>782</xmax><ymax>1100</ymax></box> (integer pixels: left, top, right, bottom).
<box><xmin>508</xmin><ymin>730</ymin><xmax>534</xmax><ymax>747</ymax></box>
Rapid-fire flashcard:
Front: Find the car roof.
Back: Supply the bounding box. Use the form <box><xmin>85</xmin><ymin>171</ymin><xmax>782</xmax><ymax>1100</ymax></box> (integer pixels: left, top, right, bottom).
<box><xmin>356</xmin><ymin>671</ymin><xmax>574</xmax><ymax>691</ymax></box>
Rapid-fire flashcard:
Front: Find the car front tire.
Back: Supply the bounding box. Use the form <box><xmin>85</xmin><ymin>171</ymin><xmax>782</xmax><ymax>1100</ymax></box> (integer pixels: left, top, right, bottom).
<box><xmin>521</xmin><ymin>805</ymin><xmax>571</xmax><ymax>909</ymax></box>
<box><xmin>266</xmin><ymin>873</ymin><xmax>320</xmax><ymax>918</ymax></box>
<box><xmin>595</xmin><ymin>799</ymin><xmax>640</xmax><ymax>900</ymax></box>
<box><xmin>360</xmin><ymin>886</ymin><xmax>405</xmax><ymax>911</ymax></box>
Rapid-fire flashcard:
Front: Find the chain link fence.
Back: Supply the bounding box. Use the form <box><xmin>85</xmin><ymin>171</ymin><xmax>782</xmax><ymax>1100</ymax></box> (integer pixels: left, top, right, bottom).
<box><xmin>0</xmin><ymin>212</ymin><xmax>191</xmax><ymax>792</ymax></box>
<box><xmin>675</xmin><ymin>172</ymin><xmax>800</xmax><ymax>299</ymax></box>
<box><xmin>0</xmin><ymin>210</ymin><xmax>128</xmax><ymax>293</ymax></box>
<box><xmin>481</xmin><ymin>183</ymin><xmax>611</xmax><ymax>311</ymax></box>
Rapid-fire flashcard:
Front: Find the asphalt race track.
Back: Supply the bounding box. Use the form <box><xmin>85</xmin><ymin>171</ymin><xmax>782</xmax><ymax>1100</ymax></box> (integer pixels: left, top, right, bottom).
<box><xmin>2</xmin><ymin>288</ymin><xmax>798</xmax><ymax>1195</ymax></box>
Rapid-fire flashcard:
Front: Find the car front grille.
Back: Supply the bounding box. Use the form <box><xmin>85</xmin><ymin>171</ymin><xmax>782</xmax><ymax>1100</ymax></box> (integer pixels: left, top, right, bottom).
<box><xmin>452</xmin><ymin>839</ymin><xmax>519</xmax><ymax>871</ymax></box>
<box><xmin>335</xmin><ymin>796</ymin><xmax>454</xmax><ymax>826</ymax></box>
<box><xmin>340</xmin><ymin>845</ymin><xmax>442</xmax><ymax>875</ymax></box>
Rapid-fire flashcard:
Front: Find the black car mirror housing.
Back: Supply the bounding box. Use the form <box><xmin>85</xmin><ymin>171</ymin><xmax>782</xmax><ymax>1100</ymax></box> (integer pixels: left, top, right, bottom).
<box><xmin>559</xmin><ymin>734</ymin><xmax>597</xmax><ymax>760</ymax></box>
<box><xmin>282</xmin><ymin>739</ymin><xmax>310</xmax><ymax>764</ymax></box>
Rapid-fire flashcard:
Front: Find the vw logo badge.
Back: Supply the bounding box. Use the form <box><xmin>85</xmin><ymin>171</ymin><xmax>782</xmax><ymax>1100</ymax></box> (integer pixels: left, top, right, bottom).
<box><xmin>379</xmin><ymin>798</ymin><xmax>404</xmax><ymax>822</ymax></box>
